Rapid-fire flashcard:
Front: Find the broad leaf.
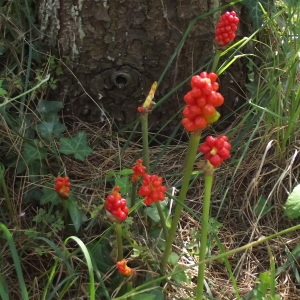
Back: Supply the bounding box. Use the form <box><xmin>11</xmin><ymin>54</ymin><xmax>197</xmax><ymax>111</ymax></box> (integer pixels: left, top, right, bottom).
<box><xmin>171</xmin><ymin>266</ymin><xmax>189</xmax><ymax>284</ymax></box>
<box><xmin>89</xmin><ymin>240</ymin><xmax>114</xmax><ymax>273</ymax></box>
<box><xmin>253</xmin><ymin>197</ymin><xmax>272</xmax><ymax>217</ymax></box>
<box><xmin>167</xmin><ymin>252</ymin><xmax>179</xmax><ymax>265</ymax></box>
<box><xmin>131</xmin><ymin>294</ymin><xmax>156</xmax><ymax>300</ymax></box>
<box><xmin>118</xmin><ymin>168</ymin><xmax>133</xmax><ymax>176</ymax></box>
<box><xmin>67</xmin><ymin>195</ymin><xmax>83</xmax><ymax>232</ymax></box>
<box><xmin>145</xmin><ymin>205</ymin><xmax>160</xmax><ymax>222</ymax></box>
<box><xmin>115</xmin><ymin>176</ymin><xmax>131</xmax><ymax>195</ymax></box>
<box><xmin>241</xmin><ymin>0</ymin><xmax>275</xmax><ymax>29</ymax></box>
<box><xmin>40</xmin><ymin>186</ymin><xmax>61</xmax><ymax>205</ymax></box>
<box><xmin>284</xmin><ymin>185</ymin><xmax>300</xmax><ymax>219</ymax></box>
<box><xmin>18</xmin><ymin>140</ymin><xmax>48</xmax><ymax>181</ymax></box>
<box><xmin>23</xmin><ymin>140</ymin><xmax>48</xmax><ymax>164</ymax></box>
<box><xmin>131</xmin><ymin>287</ymin><xmax>164</xmax><ymax>300</ymax></box>
<box><xmin>37</xmin><ymin>99</ymin><xmax>64</xmax><ymax>115</ymax></box>
<box><xmin>36</xmin><ymin>114</ymin><xmax>66</xmax><ymax>139</ymax></box>
<box><xmin>59</xmin><ymin>131</ymin><xmax>93</xmax><ymax>161</ymax></box>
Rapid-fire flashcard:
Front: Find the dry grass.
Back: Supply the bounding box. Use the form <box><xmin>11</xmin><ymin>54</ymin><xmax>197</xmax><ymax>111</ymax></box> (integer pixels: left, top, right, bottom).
<box><xmin>1</xmin><ymin>118</ymin><xmax>300</xmax><ymax>299</ymax></box>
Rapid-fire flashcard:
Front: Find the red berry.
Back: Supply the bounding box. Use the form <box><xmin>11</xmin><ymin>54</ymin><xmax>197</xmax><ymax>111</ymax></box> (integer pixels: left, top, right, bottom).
<box><xmin>138</xmin><ymin>174</ymin><xmax>167</xmax><ymax>206</ymax></box>
<box><xmin>105</xmin><ymin>186</ymin><xmax>129</xmax><ymax>222</ymax></box>
<box><xmin>207</xmin><ymin>72</ymin><xmax>218</xmax><ymax>83</ymax></box>
<box><xmin>202</xmin><ymin>104</ymin><xmax>216</xmax><ymax>116</ymax></box>
<box><xmin>214</xmin><ymin>11</ymin><xmax>239</xmax><ymax>47</ymax></box>
<box><xmin>198</xmin><ymin>135</ymin><xmax>231</xmax><ymax>167</ymax></box>
<box><xmin>184</xmin><ymin>91</ymin><xmax>196</xmax><ymax>105</ymax></box>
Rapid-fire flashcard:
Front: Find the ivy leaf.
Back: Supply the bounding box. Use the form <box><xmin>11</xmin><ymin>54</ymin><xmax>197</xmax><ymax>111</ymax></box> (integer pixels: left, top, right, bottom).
<box><xmin>23</xmin><ymin>140</ymin><xmax>48</xmax><ymax>163</ymax></box>
<box><xmin>36</xmin><ymin>114</ymin><xmax>66</xmax><ymax>139</ymax></box>
<box><xmin>284</xmin><ymin>185</ymin><xmax>300</xmax><ymax>219</ymax></box>
<box><xmin>59</xmin><ymin>132</ymin><xmax>93</xmax><ymax>161</ymax></box>
<box><xmin>37</xmin><ymin>99</ymin><xmax>64</xmax><ymax>115</ymax></box>
<box><xmin>16</xmin><ymin>140</ymin><xmax>48</xmax><ymax>181</ymax></box>
<box><xmin>241</xmin><ymin>0</ymin><xmax>275</xmax><ymax>29</ymax></box>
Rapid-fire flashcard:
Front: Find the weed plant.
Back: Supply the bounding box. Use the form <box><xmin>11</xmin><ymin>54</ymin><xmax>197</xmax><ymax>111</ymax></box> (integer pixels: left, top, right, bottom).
<box><xmin>1</xmin><ymin>1</ymin><xmax>300</xmax><ymax>299</ymax></box>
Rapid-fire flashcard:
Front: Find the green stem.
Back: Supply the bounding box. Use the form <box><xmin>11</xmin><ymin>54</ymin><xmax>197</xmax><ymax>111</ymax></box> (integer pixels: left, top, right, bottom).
<box><xmin>140</xmin><ymin>113</ymin><xmax>168</xmax><ymax>239</ymax></box>
<box><xmin>196</xmin><ymin>170</ymin><xmax>213</xmax><ymax>300</ymax></box>
<box><xmin>131</xmin><ymin>181</ymin><xmax>138</xmax><ymax>208</ymax></box>
<box><xmin>161</xmin><ymin>134</ymin><xmax>201</xmax><ymax>272</ymax></box>
<box><xmin>155</xmin><ymin>202</ymin><xmax>168</xmax><ymax>240</ymax></box>
<box><xmin>0</xmin><ymin>164</ymin><xmax>14</xmax><ymax>221</ymax></box>
<box><xmin>115</xmin><ymin>223</ymin><xmax>123</xmax><ymax>261</ymax></box>
<box><xmin>141</xmin><ymin>114</ymin><xmax>150</xmax><ymax>171</ymax></box>
<box><xmin>211</xmin><ymin>50</ymin><xmax>222</xmax><ymax>74</ymax></box>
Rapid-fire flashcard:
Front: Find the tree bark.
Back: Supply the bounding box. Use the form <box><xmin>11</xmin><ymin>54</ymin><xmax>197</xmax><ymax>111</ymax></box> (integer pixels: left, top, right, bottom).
<box><xmin>38</xmin><ymin>0</ymin><xmax>246</xmax><ymax>131</ymax></box>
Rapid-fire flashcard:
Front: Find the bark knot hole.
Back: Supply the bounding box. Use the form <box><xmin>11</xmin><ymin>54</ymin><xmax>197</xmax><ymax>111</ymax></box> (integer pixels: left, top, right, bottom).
<box><xmin>111</xmin><ymin>71</ymin><xmax>132</xmax><ymax>89</ymax></box>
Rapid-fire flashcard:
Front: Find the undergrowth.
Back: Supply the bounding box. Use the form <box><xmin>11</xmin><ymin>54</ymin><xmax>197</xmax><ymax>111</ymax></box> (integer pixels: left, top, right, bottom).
<box><xmin>1</xmin><ymin>1</ymin><xmax>300</xmax><ymax>299</ymax></box>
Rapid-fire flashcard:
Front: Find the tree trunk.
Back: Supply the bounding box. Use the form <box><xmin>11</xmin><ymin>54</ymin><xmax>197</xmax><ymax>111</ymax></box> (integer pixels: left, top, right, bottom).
<box><xmin>38</xmin><ymin>0</ymin><xmax>246</xmax><ymax>132</ymax></box>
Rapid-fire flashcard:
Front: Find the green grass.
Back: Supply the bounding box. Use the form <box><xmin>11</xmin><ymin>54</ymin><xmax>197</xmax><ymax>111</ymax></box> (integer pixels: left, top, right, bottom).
<box><xmin>1</xmin><ymin>0</ymin><xmax>300</xmax><ymax>299</ymax></box>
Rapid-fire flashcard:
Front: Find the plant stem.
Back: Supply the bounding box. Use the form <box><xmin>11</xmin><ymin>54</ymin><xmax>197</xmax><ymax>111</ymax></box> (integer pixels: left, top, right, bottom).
<box><xmin>115</xmin><ymin>223</ymin><xmax>123</xmax><ymax>261</ymax></box>
<box><xmin>0</xmin><ymin>164</ymin><xmax>14</xmax><ymax>221</ymax></box>
<box><xmin>161</xmin><ymin>133</ymin><xmax>201</xmax><ymax>272</ymax></box>
<box><xmin>155</xmin><ymin>201</ymin><xmax>168</xmax><ymax>240</ymax></box>
<box><xmin>141</xmin><ymin>114</ymin><xmax>150</xmax><ymax>171</ymax></box>
<box><xmin>196</xmin><ymin>168</ymin><xmax>214</xmax><ymax>300</ymax></box>
<box><xmin>211</xmin><ymin>50</ymin><xmax>222</xmax><ymax>73</ymax></box>
<box><xmin>130</xmin><ymin>181</ymin><xmax>137</xmax><ymax>208</ymax></box>
<box><xmin>140</xmin><ymin>113</ymin><xmax>168</xmax><ymax>238</ymax></box>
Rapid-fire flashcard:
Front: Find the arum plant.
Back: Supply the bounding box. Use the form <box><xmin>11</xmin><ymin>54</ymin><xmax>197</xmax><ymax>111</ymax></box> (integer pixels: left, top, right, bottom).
<box><xmin>160</xmin><ymin>70</ymin><xmax>224</xmax><ymax>273</ymax></box>
<box><xmin>137</xmin><ymin>82</ymin><xmax>169</xmax><ymax>240</ymax></box>
<box><xmin>196</xmin><ymin>136</ymin><xmax>231</xmax><ymax>300</ymax></box>
<box><xmin>104</xmin><ymin>186</ymin><xmax>129</xmax><ymax>260</ymax></box>
<box><xmin>159</xmin><ymin>10</ymin><xmax>240</xmax><ymax>298</ymax></box>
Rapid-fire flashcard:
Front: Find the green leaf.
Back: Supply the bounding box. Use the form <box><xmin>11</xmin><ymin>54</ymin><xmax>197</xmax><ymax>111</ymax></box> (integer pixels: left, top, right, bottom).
<box><xmin>118</xmin><ymin>168</ymin><xmax>133</xmax><ymax>176</ymax></box>
<box><xmin>40</xmin><ymin>186</ymin><xmax>61</xmax><ymax>205</ymax></box>
<box><xmin>254</xmin><ymin>197</ymin><xmax>272</xmax><ymax>217</ymax></box>
<box><xmin>36</xmin><ymin>114</ymin><xmax>66</xmax><ymax>139</ymax></box>
<box><xmin>59</xmin><ymin>131</ymin><xmax>93</xmax><ymax>161</ymax></box>
<box><xmin>24</xmin><ymin>188</ymin><xmax>43</xmax><ymax>203</ymax></box>
<box><xmin>171</xmin><ymin>266</ymin><xmax>189</xmax><ymax>284</ymax></box>
<box><xmin>133</xmin><ymin>280</ymin><xmax>164</xmax><ymax>299</ymax></box>
<box><xmin>37</xmin><ymin>100</ymin><xmax>64</xmax><ymax>115</ymax></box>
<box><xmin>18</xmin><ymin>140</ymin><xmax>48</xmax><ymax>181</ymax></box>
<box><xmin>67</xmin><ymin>195</ymin><xmax>83</xmax><ymax>232</ymax></box>
<box><xmin>241</xmin><ymin>0</ymin><xmax>263</xmax><ymax>29</ymax></box>
<box><xmin>283</xmin><ymin>0</ymin><xmax>299</xmax><ymax>5</ymax></box>
<box><xmin>241</xmin><ymin>0</ymin><xmax>275</xmax><ymax>29</ymax></box>
<box><xmin>115</xmin><ymin>176</ymin><xmax>131</xmax><ymax>195</ymax></box>
<box><xmin>168</xmin><ymin>252</ymin><xmax>179</xmax><ymax>265</ymax></box>
<box><xmin>0</xmin><ymin>79</ymin><xmax>7</xmax><ymax>96</ymax></box>
<box><xmin>131</xmin><ymin>294</ymin><xmax>156</xmax><ymax>300</ymax></box>
<box><xmin>89</xmin><ymin>240</ymin><xmax>114</xmax><ymax>273</ymax></box>
<box><xmin>23</xmin><ymin>140</ymin><xmax>48</xmax><ymax>164</ymax></box>
<box><xmin>145</xmin><ymin>205</ymin><xmax>160</xmax><ymax>222</ymax></box>
<box><xmin>284</xmin><ymin>185</ymin><xmax>300</xmax><ymax>219</ymax></box>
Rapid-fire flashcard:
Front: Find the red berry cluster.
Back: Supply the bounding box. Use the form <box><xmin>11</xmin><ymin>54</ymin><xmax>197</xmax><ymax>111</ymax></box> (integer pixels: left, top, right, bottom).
<box><xmin>131</xmin><ymin>159</ymin><xmax>146</xmax><ymax>182</ymax></box>
<box><xmin>215</xmin><ymin>11</ymin><xmax>239</xmax><ymax>47</ymax></box>
<box><xmin>138</xmin><ymin>174</ymin><xmax>167</xmax><ymax>206</ymax></box>
<box><xmin>55</xmin><ymin>177</ymin><xmax>71</xmax><ymax>198</ymax></box>
<box><xmin>182</xmin><ymin>72</ymin><xmax>224</xmax><ymax>132</ymax></box>
<box><xmin>116</xmin><ymin>259</ymin><xmax>133</xmax><ymax>276</ymax></box>
<box><xmin>105</xmin><ymin>186</ymin><xmax>129</xmax><ymax>222</ymax></box>
<box><xmin>199</xmin><ymin>135</ymin><xmax>231</xmax><ymax>167</ymax></box>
